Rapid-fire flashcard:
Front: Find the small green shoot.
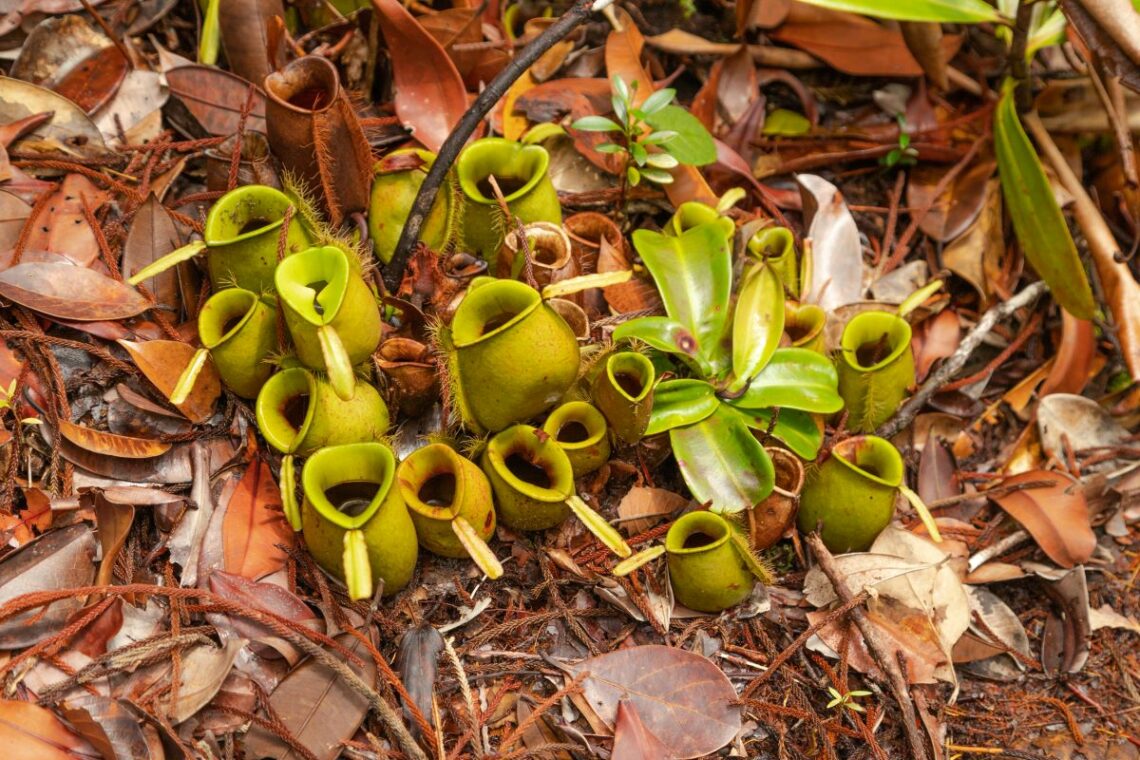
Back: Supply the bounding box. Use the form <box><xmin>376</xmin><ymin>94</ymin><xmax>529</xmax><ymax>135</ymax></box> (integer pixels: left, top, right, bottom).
<box><xmin>826</xmin><ymin>687</ymin><xmax>873</xmax><ymax>713</ymax></box>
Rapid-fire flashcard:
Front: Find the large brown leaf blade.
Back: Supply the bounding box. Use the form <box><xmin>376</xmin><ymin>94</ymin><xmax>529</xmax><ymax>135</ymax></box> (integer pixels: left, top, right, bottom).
<box><xmin>612</xmin><ymin>700</ymin><xmax>674</xmax><ymax>760</ymax></box>
<box><xmin>991</xmin><ymin>471</ymin><xmax>1095</xmax><ymax>568</ymax></box>
<box><xmin>93</xmin><ymin>494</ymin><xmax>134</xmax><ymax>587</ymax></box>
<box><xmin>0</xmin><ymin>262</ymin><xmax>149</xmax><ymax>320</ymax></box>
<box><xmin>165</xmin><ymin>66</ymin><xmax>267</xmax><ymax>136</ymax></box>
<box><xmin>122</xmin><ymin>194</ymin><xmax>186</xmax><ymax>313</ymax></box>
<box><xmin>0</xmin><ymin>523</ymin><xmax>97</xmax><ymax>648</ymax></box>
<box><xmin>0</xmin><ymin>699</ymin><xmax>102</xmax><ymax>760</ymax></box>
<box><xmin>243</xmin><ymin>632</ymin><xmax>377</xmax><ymax>760</ymax></box>
<box><xmin>605</xmin><ymin>9</ymin><xmax>654</xmax><ymax>106</ymax></box>
<box><xmin>117</xmin><ymin>339</ymin><xmax>221</xmax><ymax>424</ymax></box>
<box><xmin>907</xmin><ymin>161</ymin><xmax>996</xmax><ymax>242</ymax></box>
<box><xmin>371</xmin><ymin>0</ymin><xmax>467</xmax><ymax>153</ymax></box>
<box><xmin>572</xmin><ymin>644</ymin><xmax>741</xmax><ymax>759</ymax></box>
<box><xmin>222</xmin><ymin>459</ymin><xmax>294</xmax><ymax>581</ymax></box>
<box><xmin>59</xmin><ymin>421</ymin><xmax>171</xmax><ymax>460</ymax></box>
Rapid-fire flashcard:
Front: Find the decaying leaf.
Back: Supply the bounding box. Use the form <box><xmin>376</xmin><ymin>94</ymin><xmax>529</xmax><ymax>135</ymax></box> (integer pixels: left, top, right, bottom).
<box><xmin>573</xmin><ymin>644</ymin><xmax>741</xmax><ymax>759</ymax></box>
<box><xmin>222</xmin><ymin>459</ymin><xmax>293</xmax><ymax>581</ymax></box>
<box><xmin>117</xmin><ymin>339</ymin><xmax>222</xmax><ymax>424</ymax></box>
<box><xmin>612</xmin><ymin>699</ymin><xmax>674</xmax><ymax>760</ymax></box>
<box><xmin>990</xmin><ymin>471</ymin><xmax>1096</xmax><ymax>568</ymax></box>
<box><xmin>798</xmin><ymin>174</ymin><xmax>864</xmax><ymax>312</ymax></box>
<box><xmin>617</xmin><ymin>486</ymin><xmax>688</xmax><ymax>535</ymax></box>
<box><xmin>0</xmin><ymin>262</ymin><xmax>150</xmax><ymax>321</ymax></box>
<box><xmin>0</xmin><ymin>699</ymin><xmax>101</xmax><ymax>760</ymax></box>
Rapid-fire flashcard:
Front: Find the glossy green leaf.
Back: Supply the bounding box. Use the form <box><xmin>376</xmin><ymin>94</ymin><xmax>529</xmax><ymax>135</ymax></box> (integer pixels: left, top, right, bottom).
<box><xmin>792</xmin><ymin>0</ymin><xmax>1003</xmax><ymax>23</ymax></box>
<box><xmin>646</xmin><ymin>379</ymin><xmax>719</xmax><ymax>436</ymax></box>
<box><xmin>644</xmin><ymin>105</ymin><xmax>717</xmax><ymax>166</ymax></box>
<box><xmin>573</xmin><ymin>115</ymin><xmax>623</xmax><ymax>132</ymax></box>
<box><xmin>633</xmin><ymin>220</ymin><xmax>735</xmax><ymax>372</ymax></box>
<box><xmin>613</xmin><ymin>317</ymin><xmax>710</xmax><ymax>375</ymax></box>
<box><xmin>733</xmin><ymin>348</ymin><xmax>843</xmax><ymax>413</ymax></box>
<box><xmin>719</xmin><ymin>405</ymin><xmax>822</xmax><ymax>459</ymax></box>
<box><xmin>994</xmin><ymin>80</ymin><xmax>1096</xmax><ymax>319</ymax></box>
<box><xmin>669</xmin><ymin>406</ymin><xmax>774</xmax><ymax>513</ymax></box>
<box><xmin>730</xmin><ymin>264</ymin><xmax>785</xmax><ymax>392</ymax></box>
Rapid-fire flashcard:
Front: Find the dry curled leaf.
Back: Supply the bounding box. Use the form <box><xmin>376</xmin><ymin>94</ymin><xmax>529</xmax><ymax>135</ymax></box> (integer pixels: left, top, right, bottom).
<box><xmin>617</xmin><ymin>486</ymin><xmax>687</xmax><ymax>535</ymax></box>
<box><xmin>117</xmin><ymin>339</ymin><xmax>221</xmax><ymax>424</ymax></box>
<box><xmin>990</xmin><ymin>471</ymin><xmax>1095</xmax><ymax>568</ymax></box>
<box><xmin>222</xmin><ymin>459</ymin><xmax>294</xmax><ymax>581</ymax></box>
<box><xmin>59</xmin><ymin>421</ymin><xmax>171</xmax><ymax>460</ymax></box>
<box><xmin>0</xmin><ymin>699</ymin><xmax>101</xmax><ymax>760</ymax></box>
<box><xmin>0</xmin><ymin>262</ymin><xmax>150</xmax><ymax>321</ymax></box>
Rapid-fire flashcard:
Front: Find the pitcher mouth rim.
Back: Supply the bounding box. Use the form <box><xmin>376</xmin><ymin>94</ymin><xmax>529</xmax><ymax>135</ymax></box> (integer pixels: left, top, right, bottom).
<box><xmin>264</xmin><ymin>56</ymin><xmax>341</xmax><ymax>116</ymax></box>
<box><xmin>830</xmin><ymin>435</ymin><xmax>903</xmax><ymax>488</ymax></box>
<box><xmin>398</xmin><ymin>443</ymin><xmax>468</xmax><ymax>521</ymax></box>
<box><xmin>204</xmin><ymin>185</ymin><xmax>290</xmax><ymax>247</ymax></box>
<box><xmin>302</xmin><ymin>443</ymin><xmax>397</xmax><ymax>530</ymax></box>
<box><xmin>451</xmin><ymin>279</ymin><xmax>542</xmax><ymax>348</ymax></box>
<box><xmin>839</xmin><ymin>310</ymin><xmax>912</xmax><ymax>372</ymax></box>
<box><xmin>457</xmin><ymin>138</ymin><xmax>550</xmax><ymax>206</ymax></box>
<box><xmin>485</xmin><ymin>425</ymin><xmax>573</xmax><ymax>503</ymax></box>
<box><xmin>665</xmin><ymin>510</ymin><xmax>733</xmax><ymax>554</ymax></box>
<box><xmin>543</xmin><ymin>402</ymin><xmax>607</xmax><ymax>451</ymax></box>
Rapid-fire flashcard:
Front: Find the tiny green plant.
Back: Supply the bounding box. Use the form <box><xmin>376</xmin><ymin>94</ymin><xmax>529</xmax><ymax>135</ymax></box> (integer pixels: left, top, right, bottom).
<box><xmin>881</xmin><ymin>114</ymin><xmax>917</xmax><ymax>169</ymax></box>
<box><xmin>0</xmin><ymin>379</ymin><xmax>43</xmax><ymax>484</ymax></box>
<box><xmin>826</xmin><ymin>687</ymin><xmax>873</xmax><ymax>714</ymax></box>
<box><xmin>572</xmin><ymin>75</ymin><xmax>715</xmax><ymax>198</ymax></box>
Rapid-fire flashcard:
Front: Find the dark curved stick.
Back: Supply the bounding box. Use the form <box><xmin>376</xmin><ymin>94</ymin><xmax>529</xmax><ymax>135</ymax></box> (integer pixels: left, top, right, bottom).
<box><xmin>382</xmin><ymin>0</ymin><xmax>606</xmax><ymax>291</ymax></box>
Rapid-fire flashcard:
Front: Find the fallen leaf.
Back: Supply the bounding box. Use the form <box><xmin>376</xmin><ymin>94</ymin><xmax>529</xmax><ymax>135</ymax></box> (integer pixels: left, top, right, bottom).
<box><xmin>397</xmin><ymin>622</ymin><xmax>443</xmax><ymax>733</ymax></box>
<box><xmin>1037</xmin><ymin>393</ymin><xmax>1130</xmax><ymax>465</ymax></box>
<box><xmin>59</xmin><ymin>421</ymin><xmax>171</xmax><ymax>460</ymax></box>
<box><xmin>121</xmin><ymin>193</ymin><xmax>189</xmax><ymax>314</ymax></box>
<box><xmin>612</xmin><ymin>699</ymin><xmax>674</xmax><ymax>760</ymax></box>
<box><xmin>244</xmin><ymin>632</ymin><xmax>378</xmax><ymax>760</ymax></box>
<box><xmin>20</xmin><ymin>175</ymin><xmax>108</xmax><ymax>267</ymax></box>
<box><xmin>798</xmin><ymin>174</ymin><xmax>864</xmax><ymax>312</ymax></box>
<box><xmin>117</xmin><ymin>339</ymin><xmax>222</xmax><ymax>424</ymax></box>
<box><xmin>990</xmin><ymin>471</ymin><xmax>1095</xmax><ymax>568</ymax></box>
<box><xmin>1042</xmin><ymin>565</ymin><xmax>1091</xmax><ymax>674</ymax></box>
<box><xmin>93</xmin><ymin>494</ymin><xmax>134</xmax><ymax>587</ymax></box>
<box><xmin>912</xmin><ymin>309</ymin><xmax>961</xmax><ymax>381</ymax></box>
<box><xmin>0</xmin><ymin>699</ymin><xmax>101</xmax><ymax>760</ymax></box>
<box><xmin>222</xmin><ymin>459</ymin><xmax>293</xmax><ymax>581</ymax></box>
<box><xmin>372</xmin><ymin>0</ymin><xmax>467</xmax><ymax>154</ymax></box>
<box><xmin>573</xmin><ymin>644</ymin><xmax>741</xmax><ymax>759</ymax></box>
<box><xmin>809</xmin><ymin>598</ymin><xmax>948</xmax><ymax>683</ymax></box>
<box><xmin>617</xmin><ymin>486</ymin><xmax>688</xmax><ymax>535</ymax></box>
<box><xmin>917</xmin><ymin>436</ymin><xmax>958</xmax><ymax>506</ymax></box>
<box><xmin>907</xmin><ymin>160</ymin><xmax>996</xmax><ymax>242</ymax></box>
<box><xmin>0</xmin><ymin>262</ymin><xmax>150</xmax><ymax>321</ymax></box>
<box><xmin>605</xmin><ymin>9</ymin><xmax>654</xmax><ymax>106</ymax></box>
<box><xmin>0</xmin><ymin>523</ymin><xmax>97</xmax><ymax>648</ymax></box>
<box><xmin>59</xmin><ymin>696</ymin><xmax>154</xmax><ymax>760</ymax></box>
<box><xmin>207</xmin><ymin>571</ymin><xmax>322</xmax><ymax>665</ymax></box>
<box><xmin>0</xmin><ymin>75</ymin><xmax>107</xmax><ymax>155</ymax></box>
<box><xmin>1039</xmin><ymin>313</ymin><xmax>1097</xmax><ymax>396</ymax></box>
<box><xmin>165</xmin><ymin>65</ymin><xmax>267</xmax><ymax>136</ymax></box>
<box><xmin>597</xmin><ymin>235</ymin><xmax>662</xmax><ymax>314</ymax></box>
<box><xmin>941</xmin><ymin>178</ymin><xmax>1006</xmax><ymax>309</ymax></box>
<box><xmin>1089</xmin><ymin>603</ymin><xmax>1140</xmax><ymax>633</ymax></box>
<box><xmin>163</xmin><ymin>638</ymin><xmax>244</xmax><ymax>723</ymax></box>
<box><xmin>54</xmin><ymin>46</ymin><xmax>128</xmax><ymax>113</ymax></box>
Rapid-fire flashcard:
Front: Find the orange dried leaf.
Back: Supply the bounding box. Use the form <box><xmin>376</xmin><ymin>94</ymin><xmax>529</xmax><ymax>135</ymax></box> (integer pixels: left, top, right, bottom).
<box><xmin>58</xmin><ymin>421</ymin><xmax>171</xmax><ymax>459</ymax></box>
<box><xmin>222</xmin><ymin>459</ymin><xmax>294</xmax><ymax>581</ymax></box>
<box><xmin>117</xmin><ymin>339</ymin><xmax>221</xmax><ymax>424</ymax></box>
<box><xmin>990</xmin><ymin>471</ymin><xmax>1095</xmax><ymax>568</ymax></box>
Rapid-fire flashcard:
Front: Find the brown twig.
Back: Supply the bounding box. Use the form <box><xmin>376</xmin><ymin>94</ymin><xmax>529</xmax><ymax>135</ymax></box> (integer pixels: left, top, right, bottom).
<box><xmin>805</xmin><ymin>533</ymin><xmax>930</xmax><ymax>760</ymax></box>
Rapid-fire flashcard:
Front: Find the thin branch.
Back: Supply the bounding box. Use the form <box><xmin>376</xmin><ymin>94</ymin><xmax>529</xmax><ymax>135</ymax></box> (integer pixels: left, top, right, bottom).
<box><xmin>876</xmin><ymin>280</ymin><xmax>1049</xmax><ymax>439</ymax></box>
<box><xmin>805</xmin><ymin>533</ymin><xmax>930</xmax><ymax>760</ymax></box>
<box><xmin>383</xmin><ymin>0</ymin><xmax>608</xmax><ymax>291</ymax></box>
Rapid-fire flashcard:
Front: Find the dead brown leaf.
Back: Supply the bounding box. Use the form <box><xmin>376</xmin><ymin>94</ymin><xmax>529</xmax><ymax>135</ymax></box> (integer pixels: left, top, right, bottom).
<box><xmin>222</xmin><ymin>459</ymin><xmax>294</xmax><ymax>581</ymax></box>
<box><xmin>612</xmin><ymin>699</ymin><xmax>674</xmax><ymax>760</ymax></box>
<box><xmin>617</xmin><ymin>486</ymin><xmax>687</xmax><ymax>535</ymax></box>
<box><xmin>117</xmin><ymin>339</ymin><xmax>221</xmax><ymax>424</ymax></box>
<box><xmin>0</xmin><ymin>699</ymin><xmax>101</xmax><ymax>760</ymax></box>
<box><xmin>0</xmin><ymin>261</ymin><xmax>150</xmax><ymax>321</ymax></box>
<box><xmin>990</xmin><ymin>471</ymin><xmax>1095</xmax><ymax>568</ymax></box>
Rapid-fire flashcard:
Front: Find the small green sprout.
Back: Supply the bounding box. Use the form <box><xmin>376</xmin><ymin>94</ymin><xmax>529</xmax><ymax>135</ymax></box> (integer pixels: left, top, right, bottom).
<box><xmin>826</xmin><ymin>687</ymin><xmax>873</xmax><ymax>713</ymax></box>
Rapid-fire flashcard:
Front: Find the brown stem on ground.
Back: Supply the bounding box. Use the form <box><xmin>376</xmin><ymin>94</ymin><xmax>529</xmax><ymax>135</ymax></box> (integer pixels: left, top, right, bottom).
<box><xmin>804</xmin><ymin>533</ymin><xmax>931</xmax><ymax>760</ymax></box>
<box><xmin>1008</xmin><ymin>0</ymin><xmax>1035</xmax><ymax>112</ymax></box>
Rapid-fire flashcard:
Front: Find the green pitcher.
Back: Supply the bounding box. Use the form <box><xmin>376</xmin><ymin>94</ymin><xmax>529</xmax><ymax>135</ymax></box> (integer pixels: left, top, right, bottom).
<box><xmin>301</xmin><ymin>443</ymin><xmax>418</xmax><ymax>600</ymax></box>
<box><xmin>797</xmin><ymin>435</ymin><xmax>903</xmax><ymax>553</ymax></box>
<box><xmin>747</xmin><ymin>226</ymin><xmax>799</xmax><ymax>297</ymax></box>
<box><xmin>456</xmin><ymin>138</ymin><xmax>560</xmax><ymax>257</ymax></box>
<box><xmin>784</xmin><ymin>301</ymin><xmax>826</xmax><ymax>354</ymax></box>
<box><xmin>542</xmin><ymin>401</ymin><xmax>610</xmax><ymax>477</ymax></box>
<box><xmin>836</xmin><ymin>311</ymin><xmax>915</xmax><ymax>432</ymax></box>
<box><xmin>591</xmin><ymin>352</ymin><xmax>655</xmax><ymax>443</ymax></box>
<box><xmin>666</xmin><ymin>511</ymin><xmax>755</xmax><ymax>613</ymax></box>
<box><xmin>203</xmin><ymin>184</ymin><xmax>312</xmax><ymax>292</ymax></box>
<box><xmin>169</xmin><ymin>288</ymin><xmax>278</xmax><ymax>405</ymax></box>
<box><xmin>276</xmin><ymin>245</ymin><xmax>382</xmax><ymax>401</ymax></box>
<box><xmin>443</xmin><ymin>278</ymin><xmax>579</xmax><ymax>434</ymax></box>
<box><xmin>255</xmin><ymin>366</ymin><xmax>390</xmax><ymax>458</ymax></box>
<box><xmin>481</xmin><ymin>424</ymin><xmax>630</xmax><ymax>556</ymax></box>
<box><xmin>397</xmin><ymin>443</ymin><xmax>501</xmax><ymax>578</ymax></box>
<box><xmin>369</xmin><ymin>148</ymin><xmax>460</xmax><ymax>264</ymax></box>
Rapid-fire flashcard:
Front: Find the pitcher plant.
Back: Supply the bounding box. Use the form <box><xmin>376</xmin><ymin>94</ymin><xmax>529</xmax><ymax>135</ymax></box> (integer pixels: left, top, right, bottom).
<box><xmin>369</xmin><ymin>148</ymin><xmax>460</xmax><ymax>263</ymax></box>
<box><xmin>397</xmin><ymin>443</ymin><xmax>502</xmax><ymax>578</ymax></box>
<box><xmin>481</xmin><ymin>424</ymin><xmax>630</xmax><ymax>557</ymax></box>
<box><xmin>276</xmin><ymin>245</ymin><xmax>381</xmax><ymax>400</ymax></box>
<box><xmin>300</xmin><ymin>443</ymin><xmax>418</xmax><ymax>600</ymax></box>
<box><xmin>441</xmin><ymin>278</ymin><xmax>579</xmax><ymax>434</ymax></box>
<box><xmin>265</xmin><ymin>55</ymin><xmax>372</xmax><ymax>226</ymax></box>
<box><xmin>126</xmin><ymin>184</ymin><xmax>311</xmax><ymax>294</ymax></box>
<box><xmin>836</xmin><ymin>310</ymin><xmax>915</xmax><ymax>432</ymax></box>
<box><xmin>591</xmin><ymin>351</ymin><xmax>655</xmax><ymax>444</ymax></box>
<box><xmin>665</xmin><ymin>510</ymin><xmax>756</xmax><ymax>613</ymax></box>
<box><xmin>797</xmin><ymin>435</ymin><xmax>903</xmax><ymax>553</ymax></box>
<box><xmin>542</xmin><ymin>401</ymin><xmax>610</xmax><ymax>477</ymax></box>
<box><xmin>170</xmin><ymin>288</ymin><xmax>276</xmax><ymax>405</ymax></box>
<box><xmin>456</xmin><ymin>138</ymin><xmax>561</xmax><ymax>257</ymax></box>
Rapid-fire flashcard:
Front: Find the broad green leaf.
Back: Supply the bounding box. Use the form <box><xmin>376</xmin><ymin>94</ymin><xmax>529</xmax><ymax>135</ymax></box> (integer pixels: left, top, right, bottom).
<box><xmin>613</xmin><ymin>317</ymin><xmax>710</xmax><ymax>374</ymax></box>
<box><xmin>633</xmin><ymin>220</ymin><xmax>735</xmax><ymax>372</ymax></box>
<box><xmin>639</xmin><ymin>87</ymin><xmax>676</xmax><ymax>115</ymax></box>
<box><xmin>573</xmin><ymin>115</ymin><xmax>623</xmax><ymax>132</ymax></box>
<box><xmin>732</xmin><ymin>348</ymin><xmax>843</xmax><ymax>413</ymax></box>
<box><xmin>994</xmin><ymin>80</ymin><xmax>1096</xmax><ymax>319</ymax></box>
<box><xmin>718</xmin><ymin>405</ymin><xmax>822</xmax><ymax>459</ymax></box>
<box><xmin>730</xmin><ymin>264</ymin><xmax>785</xmax><ymax>392</ymax></box>
<box><xmin>792</xmin><ymin>0</ymin><xmax>1003</xmax><ymax>23</ymax></box>
<box><xmin>645</xmin><ymin>105</ymin><xmax>717</xmax><ymax>166</ymax></box>
<box><xmin>646</xmin><ymin>379</ymin><xmax>719</xmax><ymax>435</ymax></box>
<box><xmin>669</xmin><ymin>407</ymin><xmax>774</xmax><ymax>513</ymax></box>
